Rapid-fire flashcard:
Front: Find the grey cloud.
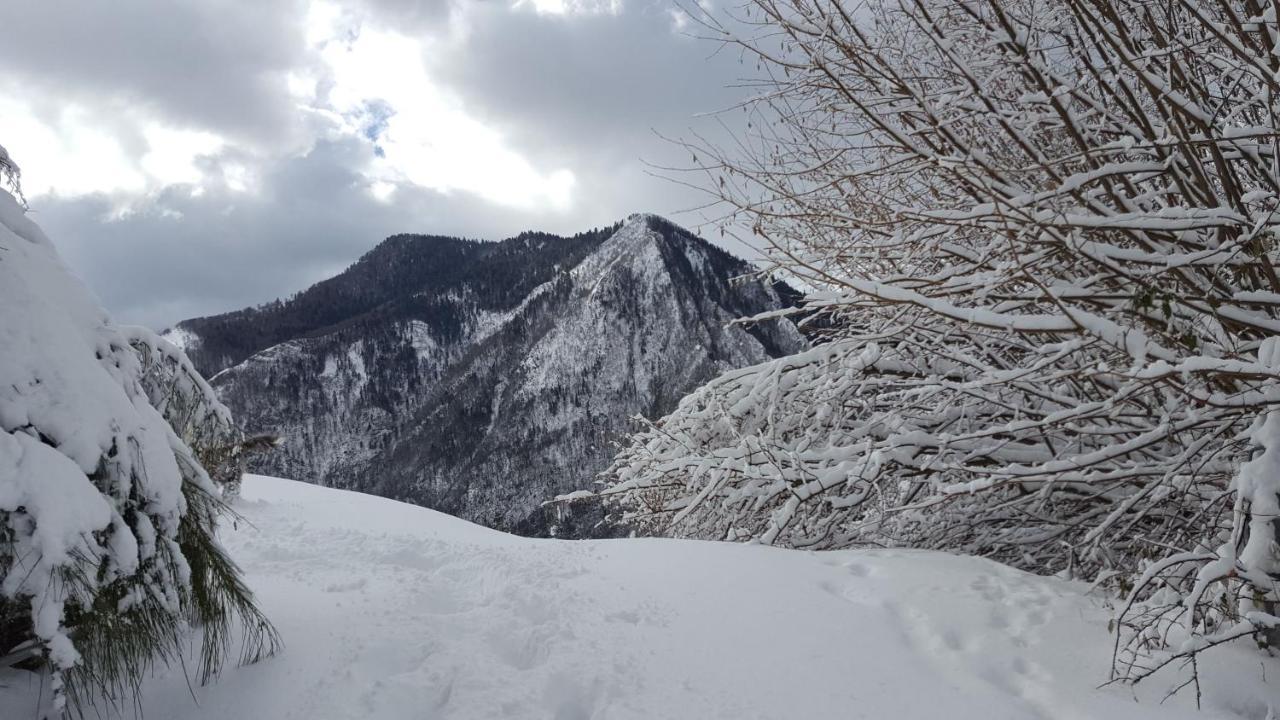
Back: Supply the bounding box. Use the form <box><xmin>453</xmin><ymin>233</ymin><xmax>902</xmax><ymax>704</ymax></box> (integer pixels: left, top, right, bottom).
<box><xmin>423</xmin><ymin>1</ymin><xmax>758</xmax><ymax>234</ymax></box>
<box><xmin>434</xmin><ymin>1</ymin><xmax>744</xmax><ymax>151</ymax></box>
<box><xmin>33</xmin><ymin>138</ymin><xmax>578</xmax><ymax>329</ymax></box>
<box><xmin>344</xmin><ymin>0</ymin><xmax>457</xmax><ymax>33</ymax></box>
<box><xmin>0</xmin><ymin>0</ymin><xmax>308</xmax><ymax>146</ymax></box>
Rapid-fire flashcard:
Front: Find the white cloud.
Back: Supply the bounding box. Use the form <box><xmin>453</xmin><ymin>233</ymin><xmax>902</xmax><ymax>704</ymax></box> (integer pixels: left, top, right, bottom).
<box><xmin>515</xmin><ymin>0</ymin><xmax>623</xmax><ymax>16</ymax></box>
<box><xmin>369</xmin><ymin>179</ymin><xmax>396</xmax><ymax>203</ymax></box>
<box><xmin>139</xmin><ymin>125</ymin><xmax>225</xmax><ymax>187</ymax></box>
<box><xmin>0</xmin><ymin>97</ymin><xmax>225</xmax><ymax>201</ymax></box>
<box><xmin>0</xmin><ymin>98</ymin><xmax>146</xmax><ymax>197</ymax></box>
<box><xmin>221</xmin><ymin>161</ymin><xmax>254</xmax><ymax>193</ymax></box>
<box><xmin>306</xmin><ymin>2</ymin><xmax>577</xmax><ymax>211</ymax></box>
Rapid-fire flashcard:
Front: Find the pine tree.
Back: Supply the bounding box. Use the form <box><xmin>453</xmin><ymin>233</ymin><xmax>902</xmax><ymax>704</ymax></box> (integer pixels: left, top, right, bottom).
<box><xmin>0</xmin><ymin>149</ymin><xmax>277</xmax><ymax>716</ymax></box>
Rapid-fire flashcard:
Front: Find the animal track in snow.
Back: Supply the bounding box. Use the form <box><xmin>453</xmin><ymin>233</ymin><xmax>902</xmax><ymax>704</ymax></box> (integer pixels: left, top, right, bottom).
<box><xmin>881</xmin><ymin>569</ymin><xmax>1082</xmax><ymax>720</ymax></box>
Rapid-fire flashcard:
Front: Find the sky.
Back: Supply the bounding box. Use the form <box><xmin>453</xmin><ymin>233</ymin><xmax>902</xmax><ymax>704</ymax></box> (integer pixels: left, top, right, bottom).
<box><xmin>0</xmin><ymin>0</ymin><xmax>753</xmax><ymax>329</ymax></box>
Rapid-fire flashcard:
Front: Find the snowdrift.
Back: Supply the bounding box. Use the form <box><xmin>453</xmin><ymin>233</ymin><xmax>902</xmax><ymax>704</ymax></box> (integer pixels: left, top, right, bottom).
<box><xmin>4</xmin><ymin>475</ymin><xmax>1275</xmax><ymax>718</ymax></box>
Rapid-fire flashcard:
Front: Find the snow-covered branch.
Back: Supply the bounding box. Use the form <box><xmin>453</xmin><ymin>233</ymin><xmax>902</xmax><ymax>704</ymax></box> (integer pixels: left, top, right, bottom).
<box><xmin>602</xmin><ymin>0</ymin><xmax>1280</xmax><ymax>689</ymax></box>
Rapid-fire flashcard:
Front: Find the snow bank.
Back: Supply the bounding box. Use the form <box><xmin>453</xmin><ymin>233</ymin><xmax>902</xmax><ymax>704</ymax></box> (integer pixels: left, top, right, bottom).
<box><xmin>5</xmin><ymin>476</ymin><xmax>1273</xmax><ymax>718</ymax></box>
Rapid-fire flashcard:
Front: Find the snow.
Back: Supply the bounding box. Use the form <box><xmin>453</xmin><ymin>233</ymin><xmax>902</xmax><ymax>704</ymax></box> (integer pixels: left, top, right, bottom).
<box><xmin>404</xmin><ymin>319</ymin><xmax>441</xmax><ymax>360</ymax></box>
<box><xmin>159</xmin><ymin>325</ymin><xmax>200</xmax><ymax>352</ymax></box>
<box><xmin>4</xmin><ymin>475</ymin><xmax>1273</xmax><ymax>719</ymax></box>
<box><xmin>1232</xmin><ymin>337</ymin><xmax>1280</xmax><ymax>581</ymax></box>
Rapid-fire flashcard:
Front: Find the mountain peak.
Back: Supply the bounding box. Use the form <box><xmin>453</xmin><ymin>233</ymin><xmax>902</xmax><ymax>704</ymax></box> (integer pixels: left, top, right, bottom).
<box><xmin>191</xmin><ymin>215</ymin><xmax>806</xmax><ymax>536</ymax></box>
<box><xmin>623</xmin><ymin>211</ymin><xmax>664</xmax><ymax>226</ymax></box>
<box><xmin>619</xmin><ymin>213</ymin><xmax>699</xmax><ymax>247</ymax></box>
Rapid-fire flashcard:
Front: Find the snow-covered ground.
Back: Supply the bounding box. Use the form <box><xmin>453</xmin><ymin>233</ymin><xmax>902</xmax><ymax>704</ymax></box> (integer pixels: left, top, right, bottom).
<box><xmin>3</xmin><ymin>476</ymin><xmax>1275</xmax><ymax>719</ymax></box>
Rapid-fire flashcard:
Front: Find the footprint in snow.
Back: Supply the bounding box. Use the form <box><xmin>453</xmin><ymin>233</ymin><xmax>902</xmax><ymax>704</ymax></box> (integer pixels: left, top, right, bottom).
<box><xmin>817</xmin><ymin>579</ymin><xmax>878</xmax><ymax>607</ymax></box>
<box><xmin>322</xmin><ymin>577</ymin><xmax>368</xmax><ymax>593</ymax></box>
<box><xmin>487</xmin><ymin>624</ymin><xmax>555</xmax><ymax>671</ymax></box>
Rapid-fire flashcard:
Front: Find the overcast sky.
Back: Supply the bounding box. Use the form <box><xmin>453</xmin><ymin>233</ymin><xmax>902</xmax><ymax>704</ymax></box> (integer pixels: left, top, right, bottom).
<box><xmin>0</xmin><ymin>0</ymin><xmax>753</xmax><ymax>329</ymax></box>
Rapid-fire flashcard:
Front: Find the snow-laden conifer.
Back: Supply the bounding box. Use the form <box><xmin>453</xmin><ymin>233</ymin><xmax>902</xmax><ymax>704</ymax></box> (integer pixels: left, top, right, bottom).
<box><xmin>0</xmin><ymin>148</ymin><xmax>276</xmax><ymax>714</ymax></box>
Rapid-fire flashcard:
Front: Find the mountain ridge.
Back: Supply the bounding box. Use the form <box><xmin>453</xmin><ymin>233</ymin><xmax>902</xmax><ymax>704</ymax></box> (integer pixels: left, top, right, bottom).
<box><xmin>168</xmin><ymin>223</ymin><xmax>621</xmax><ymax>377</ymax></box>
<box><xmin>173</xmin><ymin>214</ymin><xmax>807</xmax><ymax>535</ymax></box>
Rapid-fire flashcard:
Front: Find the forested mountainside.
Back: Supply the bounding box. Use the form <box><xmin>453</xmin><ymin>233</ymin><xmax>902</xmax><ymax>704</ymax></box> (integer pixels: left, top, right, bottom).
<box><xmin>168</xmin><ymin>214</ymin><xmax>805</xmax><ymax>535</ymax></box>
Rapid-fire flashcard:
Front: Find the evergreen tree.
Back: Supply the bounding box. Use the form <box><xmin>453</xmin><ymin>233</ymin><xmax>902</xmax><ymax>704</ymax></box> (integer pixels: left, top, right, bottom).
<box><xmin>0</xmin><ymin>150</ymin><xmax>277</xmax><ymax>716</ymax></box>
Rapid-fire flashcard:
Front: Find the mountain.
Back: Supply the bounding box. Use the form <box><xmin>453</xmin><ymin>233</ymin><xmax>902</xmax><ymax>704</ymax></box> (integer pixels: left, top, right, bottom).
<box><xmin>167</xmin><ymin>214</ymin><xmax>807</xmax><ymax>535</ymax></box>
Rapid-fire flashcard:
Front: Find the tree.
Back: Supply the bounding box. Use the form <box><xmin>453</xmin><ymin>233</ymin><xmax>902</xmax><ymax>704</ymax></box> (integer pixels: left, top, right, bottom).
<box><xmin>602</xmin><ymin>0</ymin><xmax>1280</xmax><ymax>688</ymax></box>
<box><xmin>0</xmin><ymin>152</ymin><xmax>277</xmax><ymax>716</ymax></box>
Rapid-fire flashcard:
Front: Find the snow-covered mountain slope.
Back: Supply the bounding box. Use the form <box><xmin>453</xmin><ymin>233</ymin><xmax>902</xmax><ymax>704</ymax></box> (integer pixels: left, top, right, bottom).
<box><xmin>2</xmin><ymin>475</ymin><xmax>1271</xmax><ymax>719</ymax></box>
<box><xmin>180</xmin><ymin>215</ymin><xmax>806</xmax><ymax>535</ymax></box>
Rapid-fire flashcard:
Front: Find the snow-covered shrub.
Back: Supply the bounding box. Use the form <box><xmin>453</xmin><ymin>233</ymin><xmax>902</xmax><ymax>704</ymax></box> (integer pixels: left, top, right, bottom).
<box><xmin>0</xmin><ymin>152</ymin><xmax>276</xmax><ymax>713</ymax></box>
<box><xmin>601</xmin><ymin>0</ymin><xmax>1280</xmax><ymax>686</ymax></box>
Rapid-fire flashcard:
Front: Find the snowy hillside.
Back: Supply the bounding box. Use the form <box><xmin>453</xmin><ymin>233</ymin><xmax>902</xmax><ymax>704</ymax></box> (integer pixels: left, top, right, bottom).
<box><xmin>3</xmin><ymin>475</ymin><xmax>1272</xmax><ymax>719</ymax></box>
